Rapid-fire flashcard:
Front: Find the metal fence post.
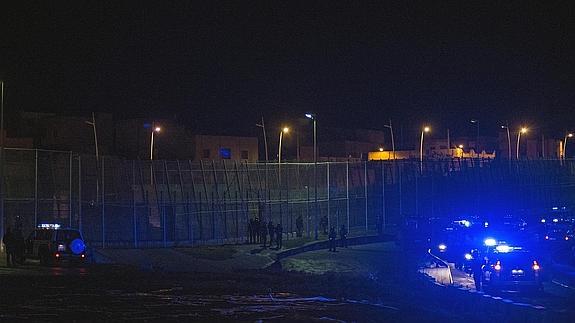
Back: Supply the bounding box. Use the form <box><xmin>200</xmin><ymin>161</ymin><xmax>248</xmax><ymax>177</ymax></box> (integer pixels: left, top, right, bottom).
<box><xmin>132</xmin><ymin>160</ymin><xmax>137</xmax><ymax>248</ymax></box>
<box><xmin>101</xmin><ymin>156</ymin><xmax>105</xmax><ymax>248</ymax></box>
<box><xmin>327</xmin><ymin>162</ymin><xmax>330</xmax><ymax>235</ymax></box>
<box><xmin>69</xmin><ymin>151</ymin><xmax>73</xmax><ymax>228</ymax></box>
<box><xmin>346</xmin><ymin>160</ymin><xmax>350</xmax><ymax>232</ymax></box>
<box><xmin>34</xmin><ymin>149</ymin><xmax>38</xmax><ymax>227</ymax></box>
<box><xmin>78</xmin><ymin>155</ymin><xmax>82</xmax><ymax>232</ymax></box>
<box><xmin>364</xmin><ymin>160</ymin><xmax>368</xmax><ymax>232</ymax></box>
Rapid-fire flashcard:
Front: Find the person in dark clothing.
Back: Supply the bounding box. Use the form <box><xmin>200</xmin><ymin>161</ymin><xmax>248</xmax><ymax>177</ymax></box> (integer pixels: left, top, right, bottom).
<box><xmin>275</xmin><ymin>223</ymin><xmax>283</xmax><ymax>249</ymax></box>
<box><xmin>268</xmin><ymin>220</ymin><xmax>274</xmax><ymax>245</ymax></box>
<box><xmin>339</xmin><ymin>225</ymin><xmax>348</xmax><ymax>248</ymax></box>
<box><xmin>260</xmin><ymin>222</ymin><xmax>268</xmax><ymax>248</ymax></box>
<box><xmin>471</xmin><ymin>250</ymin><xmax>484</xmax><ymax>291</ymax></box>
<box><xmin>296</xmin><ymin>215</ymin><xmax>303</xmax><ymax>237</ymax></box>
<box><xmin>3</xmin><ymin>228</ymin><xmax>16</xmax><ymax>267</ymax></box>
<box><xmin>255</xmin><ymin>218</ymin><xmax>261</xmax><ymax>243</ymax></box>
<box><xmin>328</xmin><ymin>227</ymin><xmax>337</xmax><ymax>252</ymax></box>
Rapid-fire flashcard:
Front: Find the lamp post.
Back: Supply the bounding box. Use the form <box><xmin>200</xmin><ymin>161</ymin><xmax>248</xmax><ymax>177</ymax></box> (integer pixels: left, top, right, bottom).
<box><xmin>470</xmin><ymin>119</ymin><xmax>479</xmax><ymax>153</ymax></box>
<box><xmin>150</xmin><ymin>125</ymin><xmax>161</xmax><ymax>160</ymax></box>
<box><xmin>85</xmin><ymin>112</ymin><xmax>100</xmax><ymax>201</ymax></box>
<box><xmin>516</xmin><ymin>127</ymin><xmax>528</xmax><ymax>160</ymax></box>
<box><xmin>256</xmin><ymin>117</ymin><xmax>269</xmax><ymax>162</ymax></box>
<box><xmin>384</xmin><ymin>120</ymin><xmax>395</xmax><ymax>160</ymax></box>
<box><xmin>305</xmin><ymin>113</ymin><xmax>319</xmax><ymax>240</ymax></box>
<box><xmin>278</xmin><ymin>127</ymin><xmax>289</xmax><ymax>164</ymax></box>
<box><xmin>420</xmin><ymin>126</ymin><xmax>430</xmax><ymax>162</ymax></box>
<box><xmin>501</xmin><ymin>124</ymin><xmax>512</xmax><ymax>160</ymax></box>
<box><xmin>564</xmin><ymin>133</ymin><xmax>573</xmax><ymax>160</ymax></box>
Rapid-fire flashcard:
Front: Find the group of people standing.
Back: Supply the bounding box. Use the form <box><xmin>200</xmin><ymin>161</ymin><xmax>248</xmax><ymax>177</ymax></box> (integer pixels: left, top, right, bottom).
<box><xmin>328</xmin><ymin>225</ymin><xmax>347</xmax><ymax>252</ymax></box>
<box><xmin>3</xmin><ymin>227</ymin><xmax>25</xmax><ymax>267</ymax></box>
<box><xmin>247</xmin><ymin>218</ymin><xmax>283</xmax><ymax>249</ymax></box>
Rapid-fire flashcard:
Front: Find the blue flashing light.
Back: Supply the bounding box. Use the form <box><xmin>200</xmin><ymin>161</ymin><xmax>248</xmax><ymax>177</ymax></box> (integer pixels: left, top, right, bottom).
<box><xmin>484</xmin><ymin>238</ymin><xmax>497</xmax><ymax>247</ymax></box>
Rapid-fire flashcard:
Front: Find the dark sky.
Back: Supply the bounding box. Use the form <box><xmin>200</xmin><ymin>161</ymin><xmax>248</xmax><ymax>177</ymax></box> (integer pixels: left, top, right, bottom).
<box><xmin>2</xmin><ymin>2</ymin><xmax>575</xmax><ymax>138</ymax></box>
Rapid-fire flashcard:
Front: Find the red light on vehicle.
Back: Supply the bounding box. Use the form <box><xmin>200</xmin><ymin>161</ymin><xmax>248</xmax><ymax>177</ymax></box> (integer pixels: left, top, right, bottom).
<box><xmin>494</xmin><ymin>260</ymin><xmax>501</xmax><ymax>271</ymax></box>
<box><xmin>532</xmin><ymin>261</ymin><xmax>540</xmax><ymax>271</ymax></box>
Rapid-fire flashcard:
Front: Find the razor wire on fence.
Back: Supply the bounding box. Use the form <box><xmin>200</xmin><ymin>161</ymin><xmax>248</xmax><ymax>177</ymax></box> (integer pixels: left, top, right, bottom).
<box><xmin>3</xmin><ymin>148</ymin><xmax>575</xmax><ymax>248</ymax></box>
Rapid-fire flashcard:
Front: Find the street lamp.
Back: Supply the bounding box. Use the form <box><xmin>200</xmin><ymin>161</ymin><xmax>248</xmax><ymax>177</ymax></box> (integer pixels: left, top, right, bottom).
<box><xmin>379</xmin><ymin>147</ymin><xmax>384</xmax><ymax>152</ymax></box>
<box><xmin>305</xmin><ymin>113</ymin><xmax>319</xmax><ymax>240</ymax></box>
<box><xmin>516</xmin><ymin>127</ymin><xmax>528</xmax><ymax>160</ymax></box>
<box><xmin>150</xmin><ymin>125</ymin><xmax>162</xmax><ymax>160</ymax></box>
<box><xmin>501</xmin><ymin>124</ymin><xmax>512</xmax><ymax>160</ymax></box>
<box><xmin>420</xmin><ymin>126</ymin><xmax>430</xmax><ymax>163</ymax></box>
<box><xmin>564</xmin><ymin>133</ymin><xmax>573</xmax><ymax>160</ymax></box>
<box><xmin>278</xmin><ymin>127</ymin><xmax>289</xmax><ymax>164</ymax></box>
<box><xmin>256</xmin><ymin>117</ymin><xmax>269</xmax><ymax>162</ymax></box>
<box><xmin>470</xmin><ymin>119</ymin><xmax>479</xmax><ymax>152</ymax></box>
<box><xmin>384</xmin><ymin>120</ymin><xmax>395</xmax><ymax>160</ymax></box>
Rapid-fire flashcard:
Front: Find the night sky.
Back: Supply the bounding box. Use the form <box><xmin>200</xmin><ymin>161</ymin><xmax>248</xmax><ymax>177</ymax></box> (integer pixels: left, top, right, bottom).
<box><xmin>2</xmin><ymin>2</ymin><xmax>575</xmax><ymax>139</ymax></box>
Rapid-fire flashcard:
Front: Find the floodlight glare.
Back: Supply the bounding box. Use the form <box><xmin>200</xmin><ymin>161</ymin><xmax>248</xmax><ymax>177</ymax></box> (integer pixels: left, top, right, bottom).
<box><xmin>484</xmin><ymin>238</ymin><xmax>497</xmax><ymax>246</ymax></box>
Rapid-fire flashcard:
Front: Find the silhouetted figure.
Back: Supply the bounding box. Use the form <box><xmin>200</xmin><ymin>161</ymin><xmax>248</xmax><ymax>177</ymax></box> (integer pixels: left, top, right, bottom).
<box><xmin>296</xmin><ymin>215</ymin><xmax>303</xmax><ymax>237</ymax></box>
<box><xmin>471</xmin><ymin>250</ymin><xmax>484</xmax><ymax>291</ymax></box>
<box><xmin>268</xmin><ymin>220</ymin><xmax>274</xmax><ymax>245</ymax></box>
<box><xmin>328</xmin><ymin>227</ymin><xmax>337</xmax><ymax>252</ymax></box>
<box><xmin>339</xmin><ymin>225</ymin><xmax>348</xmax><ymax>248</ymax></box>
<box><xmin>3</xmin><ymin>228</ymin><xmax>16</xmax><ymax>267</ymax></box>
<box><xmin>276</xmin><ymin>223</ymin><xmax>283</xmax><ymax>249</ymax></box>
<box><xmin>254</xmin><ymin>218</ymin><xmax>261</xmax><ymax>243</ymax></box>
<box><xmin>260</xmin><ymin>222</ymin><xmax>268</xmax><ymax>248</ymax></box>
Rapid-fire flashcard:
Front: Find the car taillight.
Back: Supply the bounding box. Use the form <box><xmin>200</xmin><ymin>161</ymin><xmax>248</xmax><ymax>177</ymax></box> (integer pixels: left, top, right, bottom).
<box><xmin>494</xmin><ymin>260</ymin><xmax>501</xmax><ymax>271</ymax></box>
<box><xmin>532</xmin><ymin>260</ymin><xmax>540</xmax><ymax>271</ymax></box>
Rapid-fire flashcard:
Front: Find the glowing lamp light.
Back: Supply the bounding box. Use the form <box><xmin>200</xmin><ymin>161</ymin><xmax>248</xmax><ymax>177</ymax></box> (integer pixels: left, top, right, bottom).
<box><xmin>484</xmin><ymin>238</ymin><xmax>497</xmax><ymax>247</ymax></box>
<box><xmin>545</xmin><ymin>235</ymin><xmax>549</xmax><ymax>240</ymax></box>
<box><xmin>540</xmin><ymin>219</ymin><xmax>546</xmax><ymax>223</ymax></box>
<box><xmin>438</xmin><ymin>244</ymin><xmax>447</xmax><ymax>251</ymax></box>
<box><xmin>423</xmin><ymin>126</ymin><xmax>430</xmax><ymax>133</ymax></box>
<box><xmin>282</xmin><ymin>127</ymin><xmax>289</xmax><ymax>134</ymax></box>
<box><xmin>566</xmin><ymin>236</ymin><xmax>570</xmax><ymax>241</ymax></box>
<box><xmin>494</xmin><ymin>261</ymin><xmax>501</xmax><ymax>271</ymax></box>
<box><xmin>55</xmin><ymin>253</ymin><xmax>61</xmax><ymax>258</ymax></box>
<box><xmin>553</xmin><ymin>218</ymin><xmax>559</xmax><ymax>223</ymax></box>
<box><xmin>464</xmin><ymin>253</ymin><xmax>473</xmax><ymax>261</ymax></box>
<box><xmin>461</xmin><ymin>220</ymin><xmax>471</xmax><ymax>228</ymax></box>
<box><xmin>484</xmin><ymin>222</ymin><xmax>489</xmax><ymax>228</ymax></box>
<box><xmin>496</xmin><ymin>245</ymin><xmax>511</xmax><ymax>253</ymax></box>
<box><xmin>458</xmin><ymin>144</ymin><xmax>464</xmax><ymax>149</ymax></box>
<box><xmin>520</xmin><ymin>127</ymin><xmax>528</xmax><ymax>134</ymax></box>
<box><xmin>552</xmin><ymin>207</ymin><xmax>559</xmax><ymax>210</ymax></box>
<box><xmin>532</xmin><ymin>261</ymin><xmax>540</xmax><ymax>271</ymax></box>
<box><xmin>57</xmin><ymin>244</ymin><xmax>66</xmax><ymax>252</ymax></box>
<box><xmin>154</xmin><ymin>126</ymin><xmax>161</xmax><ymax>132</ymax></box>
<box><xmin>379</xmin><ymin>147</ymin><xmax>384</xmax><ymax>152</ymax></box>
